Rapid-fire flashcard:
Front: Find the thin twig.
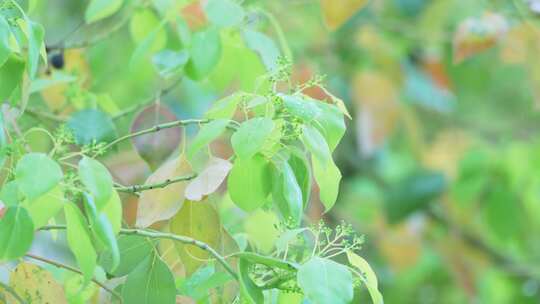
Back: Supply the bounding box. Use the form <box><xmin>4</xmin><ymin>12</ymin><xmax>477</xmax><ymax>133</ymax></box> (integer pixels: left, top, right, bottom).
<box><xmin>39</xmin><ymin>225</ymin><xmax>239</xmax><ymax>280</ymax></box>
<box><xmin>103</xmin><ymin>118</ymin><xmax>210</xmax><ymax>151</ymax></box>
<box><xmin>114</xmin><ymin>173</ymin><xmax>197</xmax><ymax>193</ymax></box>
<box><xmin>24</xmin><ymin>253</ymin><xmax>123</xmax><ymax>303</ymax></box>
<box><xmin>24</xmin><ymin>107</ymin><xmax>68</xmax><ymax>122</ymax></box>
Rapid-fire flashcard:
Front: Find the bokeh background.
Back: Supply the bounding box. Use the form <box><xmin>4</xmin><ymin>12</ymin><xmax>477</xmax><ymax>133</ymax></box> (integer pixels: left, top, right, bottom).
<box><xmin>9</xmin><ymin>0</ymin><xmax>540</xmax><ymax>303</ymax></box>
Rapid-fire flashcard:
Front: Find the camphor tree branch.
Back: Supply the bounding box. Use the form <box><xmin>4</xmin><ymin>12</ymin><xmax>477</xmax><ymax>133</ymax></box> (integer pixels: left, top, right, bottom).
<box><xmin>114</xmin><ymin>173</ymin><xmax>197</xmax><ymax>193</ymax></box>
<box><xmin>39</xmin><ymin>225</ymin><xmax>239</xmax><ymax>281</ymax></box>
<box><xmin>24</xmin><ymin>253</ymin><xmax>123</xmax><ymax>303</ymax></box>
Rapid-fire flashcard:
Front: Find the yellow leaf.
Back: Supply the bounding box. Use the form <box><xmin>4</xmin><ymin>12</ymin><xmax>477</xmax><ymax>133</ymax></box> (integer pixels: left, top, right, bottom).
<box><xmin>321</xmin><ymin>0</ymin><xmax>369</xmax><ymax>30</ymax></box>
<box><xmin>136</xmin><ymin>155</ymin><xmax>192</xmax><ymax>228</ymax></box>
<box><xmin>4</xmin><ymin>262</ymin><xmax>67</xmax><ymax>303</ymax></box>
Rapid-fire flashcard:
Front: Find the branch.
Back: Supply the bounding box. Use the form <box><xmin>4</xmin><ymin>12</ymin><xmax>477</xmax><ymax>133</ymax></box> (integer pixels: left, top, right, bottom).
<box><xmin>114</xmin><ymin>174</ymin><xmax>197</xmax><ymax>193</ymax></box>
<box><xmin>24</xmin><ymin>253</ymin><xmax>122</xmax><ymax>303</ymax></box>
<box><xmin>103</xmin><ymin>118</ymin><xmax>210</xmax><ymax>151</ymax></box>
<box><xmin>39</xmin><ymin>225</ymin><xmax>239</xmax><ymax>281</ymax></box>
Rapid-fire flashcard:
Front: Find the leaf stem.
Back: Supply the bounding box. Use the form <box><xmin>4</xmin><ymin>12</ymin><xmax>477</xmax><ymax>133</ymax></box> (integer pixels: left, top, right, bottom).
<box><xmin>24</xmin><ymin>253</ymin><xmax>123</xmax><ymax>303</ymax></box>
<box><xmin>114</xmin><ymin>173</ymin><xmax>197</xmax><ymax>193</ymax></box>
<box><xmin>39</xmin><ymin>225</ymin><xmax>239</xmax><ymax>281</ymax></box>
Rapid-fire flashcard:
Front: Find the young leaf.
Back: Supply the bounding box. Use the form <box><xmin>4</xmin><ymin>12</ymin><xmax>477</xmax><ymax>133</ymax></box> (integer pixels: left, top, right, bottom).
<box><xmin>231</xmin><ymin>117</ymin><xmax>274</xmax><ymax>159</ymax></box>
<box><xmin>276</xmin><ymin>228</ymin><xmax>308</xmax><ymax>254</ymax></box>
<box><xmin>204</xmin><ymin>93</ymin><xmax>242</xmax><ymax>120</ymax></box>
<box><xmin>312</xmin><ymin>101</ymin><xmax>346</xmax><ymax>152</ymax></box>
<box><xmin>170</xmin><ymin>200</ymin><xmax>221</xmax><ymax>275</ymax></box>
<box><xmin>233</xmin><ymin>252</ymin><xmax>298</xmax><ymax>270</ymax></box>
<box><xmin>23</xmin><ymin>185</ymin><xmax>65</xmax><ymax>229</ymax></box>
<box><xmin>21</xmin><ymin>19</ymin><xmax>45</xmax><ymax>78</ymax></box>
<box><xmin>288</xmin><ymin>150</ymin><xmax>312</xmax><ymax>208</ymax></box>
<box><xmin>0</xmin><ymin>15</ymin><xmax>12</xmax><ymax>67</ymax></box>
<box><xmin>272</xmin><ymin>160</ymin><xmax>303</xmax><ymax>227</ymax></box>
<box><xmin>227</xmin><ymin>154</ymin><xmax>271</xmax><ymax>212</ymax></box>
<box><xmin>297</xmin><ymin>257</ymin><xmax>354</xmax><ymax>304</ymax></box>
<box><xmin>346</xmin><ymin>250</ymin><xmax>383</xmax><ymax>304</ymax></box>
<box><xmin>242</xmin><ymin>29</ymin><xmax>280</xmax><ymax>72</ymax></box>
<box><xmin>301</xmin><ymin>124</ymin><xmax>331</xmax><ymax>165</ymax></box>
<box><xmin>204</xmin><ymin>0</ymin><xmax>245</xmax><ymax>28</ymax></box>
<box><xmin>0</xmin><ymin>206</ymin><xmax>34</xmax><ymax>261</ymax></box>
<box><xmin>238</xmin><ymin>258</ymin><xmax>264</xmax><ymax>304</ymax></box>
<box><xmin>79</xmin><ymin>156</ymin><xmax>113</xmax><ymax>210</ymax></box>
<box><xmin>64</xmin><ymin>203</ymin><xmax>97</xmax><ymax>285</ymax></box>
<box><xmin>85</xmin><ymin>0</ymin><xmax>124</xmax><ymax>24</ymax></box>
<box><xmin>99</xmin><ymin>235</ymin><xmax>153</xmax><ymax>276</ymax></box>
<box><xmin>83</xmin><ymin>193</ymin><xmax>120</xmax><ymax>272</ymax></box>
<box><xmin>281</xmin><ymin>94</ymin><xmax>322</xmax><ymax>122</ymax></box>
<box><xmin>122</xmin><ymin>254</ymin><xmax>176</xmax><ymax>304</ymax></box>
<box><xmin>186</xmin><ymin>119</ymin><xmax>229</xmax><ymax>160</ymax></box>
<box><xmin>67</xmin><ymin>109</ymin><xmax>117</xmax><ymax>145</ymax></box>
<box><xmin>152</xmin><ymin>49</ymin><xmax>189</xmax><ymax>78</ymax></box>
<box><xmin>185</xmin><ymin>157</ymin><xmax>232</xmax><ymax>201</ymax></box>
<box><xmin>312</xmin><ymin>157</ymin><xmax>341</xmax><ymax>212</ymax></box>
<box><xmin>102</xmin><ymin>189</ymin><xmax>122</xmax><ymax>234</ymax></box>
<box><xmin>7</xmin><ymin>262</ymin><xmax>67</xmax><ymax>303</ymax></box>
<box><xmin>131</xmin><ymin>104</ymin><xmax>182</xmax><ymax>170</ymax></box>
<box><xmin>15</xmin><ymin>153</ymin><xmax>63</xmax><ymax>200</ymax></box>
<box><xmin>186</xmin><ymin>27</ymin><xmax>221</xmax><ymax>80</ymax></box>
<box><xmin>0</xmin><ymin>54</ymin><xmax>25</xmax><ymax>102</ymax></box>
<box><xmin>136</xmin><ymin>155</ymin><xmax>192</xmax><ymax>228</ymax></box>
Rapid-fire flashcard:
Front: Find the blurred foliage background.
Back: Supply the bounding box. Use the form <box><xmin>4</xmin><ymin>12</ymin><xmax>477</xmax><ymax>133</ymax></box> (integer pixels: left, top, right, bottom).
<box><xmin>8</xmin><ymin>0</ymin><xmax>540</xmax><ymax>303</ymax></box>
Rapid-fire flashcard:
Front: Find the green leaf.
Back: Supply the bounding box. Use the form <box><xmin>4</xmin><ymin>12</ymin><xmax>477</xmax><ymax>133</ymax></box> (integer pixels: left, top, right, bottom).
<box><xmin>78</xmin><ymin>156</ymin><xmax>113</xmax><ymax>210</ymax></box>
<box><xmin>312</xmin><ymin>156</ymin><xmax>341</xmax><ymax>212</ymax></box>
<box><xmin>129</xmin><ymin>20</ymin><xmax>167</xmax><ymax>68</ymax></box>
<box><xmin>100</xmin><ymin>234</ymin><xmax>153</xmax><ymax>276</ymax></box>
<box><xmin>297</xmin><ymin>257</ymin><xmax>353</xmax><ymax>304</ymax></box>
<box><xmin>312</xmin><ymin>101</ymin><xmax>346</xmax><ymax>152</ymax></box>
<box><xmin>204</xmin><ymin>93</ymin><xmax>242</xmax><ymax>120</ymax></box>
<box><xmin>231</xmin><ymin>117</ymin><xmax>274</xmax><ymax>159</ymax></box>
<box><xmin>67</xmin><ymin>109</ymin><xmax>117</xmax><ymax>145</ymax></box>
<box><xmin>346</xmin><ymin>250</ymin><xmax>383</xmax><ymax>304</ymax></box>
<box><xmin>24</xmin><ymin>185</ymin><xmax>64</xmax><ymax>229</ymax></box>
<box><xmin>384</xmin><ymin>170</ymin><xmax>446</xmax><ymax>224</ymax></box>
<box><xmin>83</xmin><ymin>193</ymin><xmax>120</xmax><ymax>272</ymax></box>
<box><xmin>281</xmin><ymin>94</ymin><xmax>321</xmax><ymax>122</ymax></box>
<box><xmin>275</xmin><ymin>228</ymin><xmax>307</xmax><ymax>254</ymax></box>
<box><xmin>187</xmin><ymin>119</ymin><xmax>229</xmax><ymax>160</ymax></box>
<box><xmin>26</xmin><ymin>20</ymin><xmax>45</xmax><ymax>78</ymax></box>
<box><xmin>0</xmin><ymin>54</ymin><xmax>25</xmax><ymax>101</ymax></box>
<box><xmin>152</xmin><ymin>49</ymin><xmax>189</xmax><ymax>78</ymax></box>
<box><xmin>178</xmin><ymin>265</ymin><xmax>233</xmax><ymax>301</ymax></box>
<box><xmin>0</xmin><ymin>206</ymin><xmax>34</xmax><ymax>261</ymax></box>
<box><xmin>186</xmin><ymin>27</ymin><xmax>221</xmax><ymax>80</ymax></box>
<box><xmin>15</xmin><ymin>153</ymin><xmax>63</xmax><ymax>200</ymax></box>
<box><xmin>272</xmin><ymin>160</ymin><xmax>303</xmax><ymax>227</ymax></box>
<box><xmin>29</xmin><ymin>71</ymin><xmax>76</xmax><ymax>94</ymax></box>
<box><xmin>0</xmin><ymin>15</ymin><xmax>12</xmax><ymax>67</ymax></box>
<box><xmin>64</xmin><ymin>203</ymin><xmax>97</xmax><ymax>285</ymax></box>
<box><xmin>234</xmin><ymin>252</ymin><xmax>298</xmax><ymax>270</ymax></box>
<box><xmin>204</xmin><ymin>0</ymin><xmax>245</xmax><ymax>28</ymax></box>
<box><xmin>85</xmin><ymin>0</ymin><xmax>124</xmax><ymax>24</ymax></box>
<box><xmin>0</xmin><ymin>181</ymin><xmax>20</xmax><ymax>206</ymax></box>
<box><xmin>238</xmin><ymin>258</ymin><xmax>264</xmax><ymax>304</ymax></box>
<box><xmin>242</xmin><ymin>29</ymin><xmax>280</xmax><ymax>72</ymax></box>
<box><xmin>302</xmin><ymin>124</ymin><xmax>330</xmax><ymax>165</ymax></box>
<box><xmin>102</xmin><ymin>189</ymin><xmax>122</xmax><ymax>234</ymax></box>
<box><xmin>228</xmin><ymin>154</ymin><xmax>271</xmax><ymax>211</ymax></box>
<box><xmin>288</xmin><ymin>149</ymin><xmax>311</xmax><ymax>208</ymax></box>
<box><xmin>0</xmin><ymin>110</ymin><xmax>8</xmax><ymax>168</ymax></box>
<box><xmin>122</xmin><ymin>254</ymin><xmax>176</xmax><ymax>304</ymax></box>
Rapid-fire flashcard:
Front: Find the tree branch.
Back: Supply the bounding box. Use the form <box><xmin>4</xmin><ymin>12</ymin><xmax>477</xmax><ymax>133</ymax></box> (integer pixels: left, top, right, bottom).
<box><xmin>39</xmin><ymin>225</ymin><xmax>239</xmax><ymax>281</ymax></box>
<box><xmin>114</xmin><ymin>173</ymin><xmax>197</xmax><ymax>193</ymax></box>
<box><xmin>103</xmin><ymin>118</ymin><xmax>210</xmax><ymax>151</ymax></box>
<box><xmin>24</xmin><ymin>253</ymin><xmax>122</xmax><ymax>303</ymax></box>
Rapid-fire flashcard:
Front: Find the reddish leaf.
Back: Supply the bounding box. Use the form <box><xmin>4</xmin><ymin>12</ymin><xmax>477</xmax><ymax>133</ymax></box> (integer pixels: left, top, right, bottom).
<box><xmin>131</xmin><ymin>103</ymin><xmax>182</xmax><ymax>170</ymax></box>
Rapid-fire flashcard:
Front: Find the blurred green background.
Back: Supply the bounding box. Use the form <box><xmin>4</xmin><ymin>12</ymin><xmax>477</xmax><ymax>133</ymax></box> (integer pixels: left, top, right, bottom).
<box><xmin>15</xmin><ymin>0</ymin><xmax>540</xmax><ymax>303</ymax></box>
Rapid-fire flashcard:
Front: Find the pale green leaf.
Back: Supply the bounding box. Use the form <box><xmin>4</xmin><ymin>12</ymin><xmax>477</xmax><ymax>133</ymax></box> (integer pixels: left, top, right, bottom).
<box><xmin>242</xmin><ymin>29</ymin><xmax>280</xmax><ymax>72</ymax></box>
<box><xmin>78</xmin><ymin>156</ymin><xmax>113</xmax><ymax>210</ymax></box>
<box><xmin>346</xmin><ymin>250</ymin><xmax>383</xmax><ymax>304</ymax></box>
<box><xmin>100</xmin><ymin>234</ymin><xmax>153</xmax><ymax>276</ymax></box>
<box><xmin>301</xmin><ymin>124</ymin><xmax>330</xmax><ymax>165</ymax></box>
<box><xmin>24</xmin><ymin>185</ymin><xmax>65</xmax><ymax>229</ymax></box>
<box><xmin>297</xmin><ymin>257</ymin><xmax>353</xmax><ymax>304</ymax></box>
<box><xmin>187</xmin><ymin>119</ymin><xmax>229</xmax><ymax>160</ymax></box>
<box><xmin>238</xmin><ymin>258</ymin><xmax>264</xmax><ymax>304</ymax></box>
<box><xmin>15</xmin><ymin>153</ymin><xmax>63</xmax><ymax>200</ymax></box>
<box><xmin>313</xmin><ymin>156</ymin><xmax>341</xmax><ymax>212</ymax></box>
<box><xmin>272</xmin><ymin>160</ymin><xmax>303</xmax><ymax>227</ymax></box>
<box><xmin>204</xmin><ymin>0</ymin><xmax>245</xmax><ymax>28</ymax></box>
<box><xmin>231</xmin><ymin>117</ymin><xmax>274</xmax><ymax>159</ymax></box>
<box><xmin>85</xmin><ymin>0</ymin><xmax>124</xmax><ymax>24</ymax></box>
<box><xmin>0</xmin><ymin>15</ymin><xmax>12</xmax><ymax>67</ymax></box>
<box><xmin>228</xmin><ymin>154</ymin><xmax>271</xmax><ymax>212</ymax></box>
<box><xmin>186</xmin><ymin>27</ymin><xmax>221</xmax><ymax>80</ymax></box>
<box><xmin>152</xmin><ymin>49</ymin><xmax>189</xmax><ymax>78</ymax></box>
<box><xmin>0</xmin><ymin>206</ymin><xmax>34</xmax><ymax>261</ymax></box>
<box><xmin>0</xmin><ymin>54</ymin><xmax>25</xmax><ymax>101</ymax></box>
